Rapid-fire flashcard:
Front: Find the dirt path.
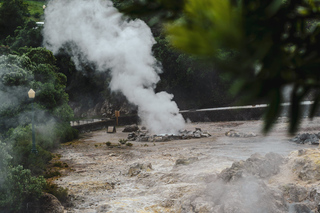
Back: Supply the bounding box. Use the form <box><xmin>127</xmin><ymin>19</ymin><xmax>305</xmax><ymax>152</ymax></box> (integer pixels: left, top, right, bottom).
<box><xmin>54</xmin><ymin>118</ymin><xmax>319</xmax><ymax>213</ymax></box>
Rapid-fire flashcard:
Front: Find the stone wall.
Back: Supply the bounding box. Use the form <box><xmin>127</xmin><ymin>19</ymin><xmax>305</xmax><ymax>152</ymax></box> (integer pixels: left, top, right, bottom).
<box><xmin>72</xmin><ymin>115</ymin><xmax>139</xmax><ymax>133</ymax></box>
<box><xmin>181</xmin><ymin>107</ymin><xmax>265</xmax><ymax>122</ymax></box>
<box><xmin>72</xmin><ymin>120</ymin><xmax>114</xmax><ymax>133</ymax></box>
<box><xmin>72</xmin><ymin>102</ymin><xmax>319</xmax><ymax>132</ymax></box>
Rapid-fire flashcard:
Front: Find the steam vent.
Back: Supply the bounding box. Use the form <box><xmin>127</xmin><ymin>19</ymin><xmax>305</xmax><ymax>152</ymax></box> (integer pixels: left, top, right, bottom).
<box><xmin>124</xmin><ymin>124</ymin><xmax>211</xmax><ymax>142</ymax></box>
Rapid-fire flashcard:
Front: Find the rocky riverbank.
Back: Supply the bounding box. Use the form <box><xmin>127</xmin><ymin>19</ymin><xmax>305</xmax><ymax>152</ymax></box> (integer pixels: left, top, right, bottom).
<box><xmin>53</xmin><ymin>118</ymin><xmax>320</xmax><ymax>212</ymax></box>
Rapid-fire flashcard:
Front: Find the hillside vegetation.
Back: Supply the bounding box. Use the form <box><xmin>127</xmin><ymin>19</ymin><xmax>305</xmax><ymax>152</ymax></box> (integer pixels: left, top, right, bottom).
<box><xmin>25</xmin><ymin>0</ymin><xmax>46</xmax><ymax>22</ymax></box>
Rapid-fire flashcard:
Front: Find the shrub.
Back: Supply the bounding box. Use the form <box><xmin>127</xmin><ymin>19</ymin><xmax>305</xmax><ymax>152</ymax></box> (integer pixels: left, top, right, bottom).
<box><xmin>6</xmin><ymin>125</ymin><xmax>53</xmax><ymax>175</ymax></box>
<box><xmin>53</xmin><ymin>161</ymin><xmax>63</xmax><ymax>167</ymax></box>
<box><xmin>106</xmin><ymin>141</ymin><xmax>111</xmax><ymax>146</ymax></box>
<box><xmin>5</xmin><ymin>122</ymin><xmax>78</xmax><ymax>175</ymax></box>
<box><xmin>55</xmin><ymin>122</ymin><xmax>79</xmax><ymax>143</ymax></box>
<box><xmin>44</xmin><ymin>182</ymin><xmax>69</xmax><ymax>204</ymax></box>
<box><xmin>44</xmin><ymin>170</ymin><xmax>61</xmax><ymax>179</ymax></box>
<box><xmin>119</xmin><ymin>139</ymin><xmax>127</xmax><ymax>145</ymax></box>
<box><xmin>0</xmin><ymin>165</ymin><xmax>46</xmax><ymax>212</ymax></box>
<box><xmin>33</xmin><ymin>12</ymin><xmax>40</xmax><ymax>18</ymax></box>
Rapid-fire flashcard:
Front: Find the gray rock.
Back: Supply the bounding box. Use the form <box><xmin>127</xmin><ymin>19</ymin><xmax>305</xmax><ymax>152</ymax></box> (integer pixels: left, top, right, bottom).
<box><xmin>291</xmin><ymin>132</ymin><xmax>320</xmax><ymax>145</ymax></box>
<box><xmin>178</xmin><ymin>176</ymin><xmax>287</xmax><ymax>213</ymax></box>
<box><xmin>310</xmin><ymin>186</ymin><xmax>320</xmax><ymax>203</ymax></box>
<box><xmin>190</xmin><ymin>196</ymin><xmax>214</xmax><ymax>213</ymax></box>
<box><xmin>128</xmin><ymin>163</ymin><xmax>152</xmax><ymax>176</ymax></box>
<box><xmin>219</xmin><ymin>152</ymin><xmax>284</xmax><ymax>181</ymax></box>
<box><xmin>219</xmin><ymin>160</ymin><xmax>244</xmax><ymax>182</ymax></box>
<box><xmin>291</xmin><ymin>156</ymin><xmax>320</xmax><ymax>182</ymax></box>
<box><xmin>134</xmin><ymin>128</ymin><xmax>210</xmax><ymax>142</ymax></box>
<box><xmin>194</xmin><ymin>133</ymin><xmax>201</xmax><ymax>138</ymax></box>
<box><xmin>246</xmin><ymin>152</ymin><xmax>284</xmax><ymax>178</ymax></box>
<box><xmin>153</xmin><ymin>136</ymin><xmax>170</xmax><ymax>142</ymax></box>
<box><xmin>288</xmin><ymin>203</ymin><xmax>312</xmax><ymax>213</ymax></box>
<box><xmin>200</xmin><ymin>133</ymin><xmax>210</xmax><ymax>137</ymax></box>
<box><xmin>127</xmin><ymin>132</ymin><xmax>137</xmax><ymax>141</ymax></box>
<box><xmin>122</xmin><ymin>124</ymin><xmax>139</xmax><ymax>132</ymax></box>
<box><xmin>225</xmin><ymin>130</ymin><xmax>257</xmax><ymax>138</ymax></box>
<box><xmin>154</xmin><ymin>136</ymin><xmax>164</xmax><ymax>142</ymax></box>
<box><xmin>300</xmin><ymin>133</ymin><xmax>310</xmax><ymax>141</ymax></box>
<box><xmin>96</xmin><ymin>204</ymin><xmax>112</xmax><ymax>212</ymax></box>
<box><xmin>39</xmin><ymin>193</ymin><xmax>64</xmax><ymax>213</ymax></box>
<box><xmin>175</xmin><ymin>157</ymin><xmax>199</xmax><ymax>166</ymax></box>
<box><xmin>282</xmin><ymin>183</ymin><xmax>309</xmax><ymax>202</ymax></box>
<box><xmin>139</xmin><ymin>136</ymin><xmax>149</xmax><ymax>142</ymax></box>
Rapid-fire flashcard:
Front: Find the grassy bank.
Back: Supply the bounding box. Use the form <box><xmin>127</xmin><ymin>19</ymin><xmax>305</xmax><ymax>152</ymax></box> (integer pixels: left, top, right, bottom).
<box><xmin>0</xmin><ymin>0</ymin><xmax>46</xmax><ymax>21</ymax></box>
<box><xmin>25</xmin><ymin>0</ymin><xmax>46</xmax><ymax>21</ymax></box>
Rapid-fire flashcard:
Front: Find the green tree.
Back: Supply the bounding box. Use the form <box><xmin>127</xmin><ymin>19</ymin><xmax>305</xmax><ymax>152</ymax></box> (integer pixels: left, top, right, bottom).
<box><xmin>0</xmin><ymin>0</ymin><xmax>29</xmax><ymax>41</ymax></box>
<box><xmin>0</xmin><ymin>142</ymin><xmax>46</xmax><ymax>212</ymax></box>
<box><xmin>5</xmin><ymin>20</ymin><xmax>43</xmax><ymax>51</ymax></box>
<box><xmin>0</xmin><ymin>49</ymin><xmax>77</xmax><ymax>175</ymax></box>
<box><xmin>0</xmin><ymin>48</ymin><xmax>73</xmax><ymax>130</ymax></box>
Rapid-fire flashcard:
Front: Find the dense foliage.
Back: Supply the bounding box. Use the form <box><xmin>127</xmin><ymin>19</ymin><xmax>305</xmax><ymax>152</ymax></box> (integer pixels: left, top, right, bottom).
<box><xmin>0</xmin><ymin>45</ymin><xmax>76</xmax><ymax>211</ymax></box>
<box><xmin>0</xmin><ymin>49</ymin><xmax>73</xmax><ymax>131</ymax></box>
<box><xmin>5</xmin><ymin>20</ymin><xmax>43</xmax><ymax>51</ymax></box>
<box><xmin>0</xmin><ymin>0</ymin><xmax>28</xmax><ymax>40</ymax></box>
<box><xmin>0</xmin><ymin>142</ymin><xmax>46</xmax><ymax>212</ymax></box>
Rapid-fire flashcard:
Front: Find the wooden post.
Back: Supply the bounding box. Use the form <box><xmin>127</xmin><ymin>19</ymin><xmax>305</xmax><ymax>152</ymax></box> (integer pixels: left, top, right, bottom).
<box><xmin>115</xmin><ymin>110</ymin><xmax>120</xmax><ymax>126</ymax></box>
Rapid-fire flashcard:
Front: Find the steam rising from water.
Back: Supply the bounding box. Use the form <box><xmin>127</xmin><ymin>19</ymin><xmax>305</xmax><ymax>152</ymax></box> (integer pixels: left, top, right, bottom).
<box><xmin>43</xmin><ymin>0</ymin><xmax>185</xmax><ymax>133</ymax></box>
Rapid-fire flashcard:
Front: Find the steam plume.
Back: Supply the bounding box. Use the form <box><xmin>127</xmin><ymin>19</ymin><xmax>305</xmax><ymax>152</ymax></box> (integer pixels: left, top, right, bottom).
<box><xmin>43</xmin><ymin>0</ymin><xmax>185</xmax><ymax>133</ymax></box>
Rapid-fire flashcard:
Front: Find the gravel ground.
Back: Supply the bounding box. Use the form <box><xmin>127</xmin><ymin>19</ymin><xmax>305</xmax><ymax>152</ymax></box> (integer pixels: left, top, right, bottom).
<box><xmin>54</xmin><ymin>118</ymin><xmax>320</xmax><ymax>213</ymax></box>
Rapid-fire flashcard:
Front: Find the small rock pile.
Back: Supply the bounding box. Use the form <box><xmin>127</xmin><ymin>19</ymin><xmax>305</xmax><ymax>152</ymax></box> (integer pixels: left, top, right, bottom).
<box><xmin>178</xmin><ymin>153</ymin><xmax>288</xmax><ymax>213</ymax></box>
<box><xmin>122</xmin><ymin>124</ymin><xmax>139</xmax><ymax>132</ymax></box>
<box><xmin>178</xmin><ymin>152</ymin><xmax>320</xmax><ymax>213</ymax></box>
<box><xmin>125</xmin><ymin>125</ymin><xmax>211</xmax><ymax>142</ymax></box>
<box><xmin>218</xmin><ymin>152</ymin><xmax>284</xmax><ymax>181</ymax></box>
<box><xmin>289</xmin><ymin>149</ymin><xmax>320</xmax><ymax>182</ymax></box>
<box><xmin>225</xmin><ymin>129</ymin><xmax>257</xmax><ymax>137</ymax></box>
<box><xmin>291</xmin><ymin>133</ymin><xmax>320</xmax><ymax>145</ymax></box>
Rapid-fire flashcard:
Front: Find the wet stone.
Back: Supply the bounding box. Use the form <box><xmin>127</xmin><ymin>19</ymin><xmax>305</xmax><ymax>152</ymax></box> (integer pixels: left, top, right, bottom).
<box><xmin>291</xmin><ymin>132</ymin><xmax>320</xmax><ymax>145</ymax></box>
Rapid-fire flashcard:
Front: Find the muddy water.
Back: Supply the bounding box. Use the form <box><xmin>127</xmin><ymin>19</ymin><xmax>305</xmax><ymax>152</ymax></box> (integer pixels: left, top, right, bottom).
<box><xmin>55</xmin><ymin>118</ymin><xmax>318</xmax><ymax>213</ymax></box>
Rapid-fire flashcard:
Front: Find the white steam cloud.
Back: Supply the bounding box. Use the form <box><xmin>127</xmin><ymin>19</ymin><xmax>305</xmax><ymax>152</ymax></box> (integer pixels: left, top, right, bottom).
<box><xmin>43</xmin><ymin>0</ymin><xmax>185</xmax><ymax>133</ymax></box>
